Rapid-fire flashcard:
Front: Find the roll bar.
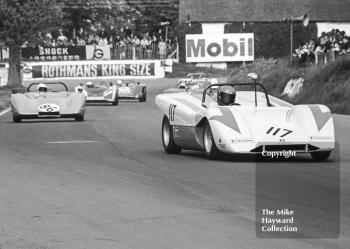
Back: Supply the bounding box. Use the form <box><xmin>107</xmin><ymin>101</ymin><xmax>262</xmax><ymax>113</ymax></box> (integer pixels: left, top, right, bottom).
<box><xmin>201</xmin><ymin>83</ymin><xmax>272</xmax><ymax>107</ymax></box>
<box><xmin>27</xmin><ymin>82</ymin><xmax>69</xmax><ymax>92</ymax></box>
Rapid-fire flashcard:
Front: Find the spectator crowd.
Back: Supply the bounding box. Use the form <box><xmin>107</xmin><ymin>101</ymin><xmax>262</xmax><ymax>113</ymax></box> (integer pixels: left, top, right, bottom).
<box><xmin>21</xmin><ymin>26</ymin><xmax>178</xmax><ymax>60</ymax></box>
<box><xmin>293</xmin><ymin>29</ymin><xmax>350</xmax><ymax>65</ymax></box>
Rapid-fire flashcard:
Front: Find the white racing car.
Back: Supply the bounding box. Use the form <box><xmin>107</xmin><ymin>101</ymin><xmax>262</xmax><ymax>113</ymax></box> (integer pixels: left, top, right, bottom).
<box><xmin>76</xmin><ymin>82</ymin><xmax>119</xmax><ymax>105</ymax></box>
<box><xmin>178</xmin><ymin>73</ymin><xmax>207</xmax><ymax>84</ymax></box>
<box><xmin>155</xmin><ymin>73</ymin><xmax>335</xmax><ymax>161</ymax></box>
<box><xmin>117</xmin><ymin>80</ymin><xmax>147</xmax><ymax>102</ymax></box>
<box><xmin>11</xmin><ymin>82</ymin><xmax>86</xmax><ymax>122</ymax></box>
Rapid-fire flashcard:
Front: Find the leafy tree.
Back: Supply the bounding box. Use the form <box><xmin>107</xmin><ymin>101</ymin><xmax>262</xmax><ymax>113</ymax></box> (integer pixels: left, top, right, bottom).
<box><xmin>126</xmin><ymin>0</ymin><xmax>179</xmax><ymax>37</ymax></box>
<box><xmin>0</xmin><ymin>0</ymin><xmax>63</xmax><ymax>86</ymax></box>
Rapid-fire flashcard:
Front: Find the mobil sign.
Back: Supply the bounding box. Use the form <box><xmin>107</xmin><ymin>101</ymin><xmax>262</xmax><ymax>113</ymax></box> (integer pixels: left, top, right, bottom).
<box><xmin>186</xmin><ymin>33</ymin><xmax>254</xmax><ymax>63</ymax></box>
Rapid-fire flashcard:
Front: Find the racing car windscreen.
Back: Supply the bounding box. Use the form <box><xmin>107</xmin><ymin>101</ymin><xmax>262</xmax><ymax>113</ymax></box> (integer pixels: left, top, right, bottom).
<box><xmin>202</xmin><ymin>83</ymin><xmax>272</xmax><ymax>107</ymax></box>
<box><xmin>27</xmin><ymin>82</ymin><xmax>69</xmax><ymax>93</ymax></box>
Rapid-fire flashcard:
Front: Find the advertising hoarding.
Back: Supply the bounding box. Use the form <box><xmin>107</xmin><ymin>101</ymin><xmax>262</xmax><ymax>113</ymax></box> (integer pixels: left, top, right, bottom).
<box><xmin>22</xmin><ymin>46</ymin><xmax>86</xmax><ymax>61</ymax></box>
<box><xmin>22</xmin><ymin>60</ymin><xmax>165</xmax><ymax>80</ymax></box>
<box><xmin>186</xmin><ymin>33</ymin><xmax>254</xmax><ymax>63</ymax></box>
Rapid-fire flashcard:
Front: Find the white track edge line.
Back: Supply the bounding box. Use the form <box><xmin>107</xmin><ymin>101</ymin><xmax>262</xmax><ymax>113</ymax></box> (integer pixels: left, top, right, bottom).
<box><xmin>0</xmin><ymin>108</ymin><xmax>10</xmax><ymax>117</ymax></box>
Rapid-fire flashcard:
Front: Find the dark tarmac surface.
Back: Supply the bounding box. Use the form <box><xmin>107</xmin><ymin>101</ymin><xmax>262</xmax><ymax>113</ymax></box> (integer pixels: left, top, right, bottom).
<box><xmin>0</xmin><ymin>79</ymin><xmax>349</xmax><ymax>249</ymax></box>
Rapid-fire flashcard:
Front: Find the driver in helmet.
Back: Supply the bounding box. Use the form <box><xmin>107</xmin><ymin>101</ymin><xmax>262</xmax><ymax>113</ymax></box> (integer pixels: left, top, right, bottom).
<box><xmin>37</xmin><ymin>83</ymin><xmax>48</xmax><ymax>93</ymax></box>
<box><xmin>117</xmin><ymin>80</ymin><xmax>122</xmax><ymax>85</ymax></box>
<box><xmin>74</xmin><ymin>83</ymin><xmax>87</xmax><ymax>97</ymax></box>
<box><xmin>75</xmin><ymin>83</ymin><xmax>84</xmax><ymax>92</ymax></box>
<box><xmin>35</xmin><ymin>83</ymin><xmax>48</xmax><ymax>97</ymax></box>
<box><xmin>178</xmin><ymin>82</ymin><xmax>186</xmax><ymax>89</ymax></box>
<box><xmin>217</xmin><ymin>85</ymin><xmax>238</xmax><ymax>106</ymax></box>
<box><xmin>86</xmin><ymin>81</ymin><xmax>94</xmax><ymax>88</ymax></box>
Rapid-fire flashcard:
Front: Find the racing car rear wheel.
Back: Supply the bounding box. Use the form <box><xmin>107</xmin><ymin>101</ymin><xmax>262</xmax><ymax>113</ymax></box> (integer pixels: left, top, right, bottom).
<box><xmin>75</xmin><ymin>115</ymin><xmax>84</xmax><ymax>121</ymax></box>
<box><xmin>12</xmin><ymin>116</ymin><xmax>21</xmax><ymax>123</ymax></box>
<box><xmin>139</xmin><ymin>88</ymin><xmax>147</xmax><ymax>102</ymax></box>
<box><xmin>311</xmin><ymin>151</ymin><xmax>331</xmax><ymax>161</ymax></box>
<box><xmin>162</xmin><ymin>115</ymin><xmax>181</xmax><ymax>154</ymax></box>
<box><xmin>203</xmin><ymin>121</ymin><xmax>220</xmax><ymax>160</ymax></box>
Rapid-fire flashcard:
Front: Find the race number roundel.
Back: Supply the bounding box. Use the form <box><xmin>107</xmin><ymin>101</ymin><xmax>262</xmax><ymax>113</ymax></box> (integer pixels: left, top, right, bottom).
<box><xmin>38</xmin><ymin>103</ymin><xmax>59</xmax><ymax>112</ymax></box>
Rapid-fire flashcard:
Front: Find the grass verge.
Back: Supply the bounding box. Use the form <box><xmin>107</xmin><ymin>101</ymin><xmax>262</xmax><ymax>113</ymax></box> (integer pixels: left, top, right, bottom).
<box><xmin>0</xmin><ymin>91</ymin><xmax>10</xmax><ymax>112</ymax></box>
<box><xmin>228</xmin><ymin>56</ymin><xmax>350</xmax><ymax>114</ymax></box>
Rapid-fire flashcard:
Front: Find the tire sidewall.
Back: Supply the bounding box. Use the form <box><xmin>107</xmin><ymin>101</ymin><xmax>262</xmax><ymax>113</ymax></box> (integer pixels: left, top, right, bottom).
<box><xmin>161</xmin><ymin>115</ymin><xmax>181</xmax><ymax>154</ymax></box>
<box><xmin>203</xmin><ymin>121</ymin><xmax>219</xmax><ymax>159</ymax></box>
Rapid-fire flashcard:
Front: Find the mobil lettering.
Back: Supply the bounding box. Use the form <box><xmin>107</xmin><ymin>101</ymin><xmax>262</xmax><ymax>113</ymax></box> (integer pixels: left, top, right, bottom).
<box><xmin>186</xmin><ymin>35</ymin><xmax>254</xmax><ymax>60</ymax></box>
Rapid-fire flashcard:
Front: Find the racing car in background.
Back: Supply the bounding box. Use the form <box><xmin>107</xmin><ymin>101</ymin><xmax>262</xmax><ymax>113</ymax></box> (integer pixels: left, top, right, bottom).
<box><xmin>78</xmin><ymin>81</ymin><xmax>119</xmax><ymax>105</ymax></box>
<box><xmin>178</xmin><ymin>73</ymin><xmax>207</xmax><ymax>84</ymax></box>
<box><xmin>117</xmin><ymin>80</ymin><xmax>147</xmax><ymax>102</ymax></box>
<box><xmin>11</xmin><ymin>82</ymin><xmax>86</xmax><ymax>122</ymax></box>
<box><xmin>156</xmin><ymin>73</ymin><xmax>335</xmax><ymax>161</ymax></box>
<box><xmin>163</xmin><ymin>78</ymin><xmax>213</xmax><ymax>93</ymax></box>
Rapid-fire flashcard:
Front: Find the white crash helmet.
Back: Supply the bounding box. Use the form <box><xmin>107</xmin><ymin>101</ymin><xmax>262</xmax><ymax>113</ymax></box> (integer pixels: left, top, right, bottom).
<box><xmin>117</xmin><ymin>80</ymin><xmax>122</xmax><ymax>85</ymax></box>
<box><xmin>37</xmin><ymin>83</ymin><xmax>48</xmax><ymax>92</ymax></box>
<box><xmin>178</xmin><ymin>83</ymin><xmax>186</xmax><ymax>89</ymax></box>
<box><xmin>76</xmin><ymin>85</ymin><xmax>84</xmax><ymax>93</ymax></box>
<box><xmin>86</xmin><ymin>81</ymin><xmax>94</xmax><ymax>87</ymax></box>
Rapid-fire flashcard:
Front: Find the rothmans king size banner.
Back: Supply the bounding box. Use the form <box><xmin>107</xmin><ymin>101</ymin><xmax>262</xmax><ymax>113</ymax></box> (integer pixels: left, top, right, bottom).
<box><xmin>22</xmin><ymin>60</ymin><xmax>165</xmax><ymax>80</ymax></box>
<box><xmin>186</xmin><ymin>33</ymin><xmax>254</xmax><ymax>63</ymax></box>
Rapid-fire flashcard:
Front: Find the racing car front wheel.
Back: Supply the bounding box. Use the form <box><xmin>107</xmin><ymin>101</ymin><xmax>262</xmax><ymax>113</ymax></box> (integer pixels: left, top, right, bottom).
<box><xmin>12</xmin><ymin>116</ymin><xmax>21</xmax><ymax>123</ymax></box>
<box><xmin>75</xmin><ymin>115</ymin><xmax>84</xmax><ymax>121</ymax></box>
<box><xmin>139</xmin><ymin>88</ymin><xmax>147</xmax><ymax>102</ymax></box>
<box><xmin>203</xmin><ymin>121</ymin><xmax>220</xmax><ymax>160</ymax></box>
<box><xmin>162</xmin><ymin>115</ymin><xmax>181</xmax><ymax>154</ymax></box>
<box><xmin>112</xmin><ymin>96</ymin><xmax>119</xmax><ymax>106</ymax></box>
<box><xmin>311</xmin><ymin>151</ymin><xmax>331</xmax><ymax>161</ymax></box>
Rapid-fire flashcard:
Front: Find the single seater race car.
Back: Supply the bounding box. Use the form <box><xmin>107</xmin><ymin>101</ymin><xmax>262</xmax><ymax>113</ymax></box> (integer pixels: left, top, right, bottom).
<box><xmin>78</xmin><ymin>81</ymin><xmax>118</xmax><ymax>105</ymax></box>
<box><xmin>11</xmin><ymin>82</ymin><xmax>86</xmax><ymax>122</ymax></box>
<box><xmin>155</xmin><ymin>73</ymin><xmax>335</xmax><ymax>161</ymax></box>
<box><xmin>117</xmin><ymin>80</ymin><xmax>147</xmax><ymax>102</ymax></box>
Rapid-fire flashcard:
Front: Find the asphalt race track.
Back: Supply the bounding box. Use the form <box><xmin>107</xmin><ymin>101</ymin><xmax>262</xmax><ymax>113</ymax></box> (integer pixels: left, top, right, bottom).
<box><xmin>0</xmin><ymin>79</ymin><xmax>349</xmax><ymax>249</ymax></box>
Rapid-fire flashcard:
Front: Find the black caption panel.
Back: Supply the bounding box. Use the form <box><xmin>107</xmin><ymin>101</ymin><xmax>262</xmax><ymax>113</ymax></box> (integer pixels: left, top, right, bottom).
<box><xmin>255</xmin><ymin>143</ymin><xmax>340</xmax><ymax>238</ymax></box>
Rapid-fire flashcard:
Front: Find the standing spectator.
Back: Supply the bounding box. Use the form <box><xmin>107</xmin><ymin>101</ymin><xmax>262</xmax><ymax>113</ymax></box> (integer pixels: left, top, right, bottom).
<box><xmin>57</xmin><ymin>30</ymin><xmax>68</xmax><ymax>46</ymax></box>
<box><xmin>332</xmin><ymin>42</ymin><xmax>341</xmax><ymax>59</ymax></box>
<box><xmin>119</xmin><ymin>36</ymin><xmax>126</xmax><ymax>60</ymax></box>
<box><xmin>151</xmin><ymin>35</ymin><xmax>158</xmax><ymax>59</ymax></box>
<box><xmin>125</xmin><ymin>35</ymin><xmax>132</xmax><ymax>59</ymax></box>
<box><xmin>77</xmin><ymin>37</ymin><xmax>86</xmax><ymax>46</ymax></box>
<box><xmin>158</xmin><ymin>37</ymin><xmax>167</xmax><ymax>60</ymax></box>
<box><xmin>130</xmin><ymin>33</ymin><xmax>136</xmax><ymax>59</ymax></box>
<box><xmin>99</xmin><ymin>37</ymin><xmax>108</xmax><ymax>46</ymax></box>
<box><xmin>134</xmin><ymin>35</ymin><xmax>141</xmax><ymax>59</ymax></box>
<box><xmin>140</xmin><ymin>36</ymin><xmax>149</xmax><ymax>59</ymax></box>
<box><xmin>43</xmin><ymin>32</ymin><xmax>53</xmax><ymax>46</ymax></box>
<box><xmin>340</xmin><ymin>36</ymin><xmax>349</xmax><ymax>54</ymax></box>
<box><xmin>307</xmin><ymin>40</ymin><xmax>315</xmax><ymax>64</ymax></box>
<box><xmin>51</xmin><ymin>39</ymin><xmax>57</xmax><ymax>47</ymax></box>
<box><xmin>314</xmin><ymin>44</ymin><xmax>325</xmax><ymax>65</ymax></box>
<box><xmin>146</xmin><ymin>36</ymin><xmax>153</xmax><ymax>59</ymax></box>
<box><xmin>77</xmin><ymin>28</ymin><xmax>87</xmax><ymax>41</ymax></box>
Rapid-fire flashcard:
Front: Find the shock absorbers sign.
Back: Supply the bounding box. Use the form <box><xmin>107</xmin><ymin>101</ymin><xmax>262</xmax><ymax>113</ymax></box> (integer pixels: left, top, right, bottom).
<box><xmin>22</xmin><ymin>60</ymin><xmax>165</xmax><ymax>79</ymax></box>
<box><xmin>186</xmin><ymin>33</ymin><xmax>254</xmax><ymax>62</ymax></box>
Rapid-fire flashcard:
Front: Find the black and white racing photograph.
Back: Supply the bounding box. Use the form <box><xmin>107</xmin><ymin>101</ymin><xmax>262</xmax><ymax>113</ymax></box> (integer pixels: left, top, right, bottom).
<box><xmin>0</xmin><ymin>0</ymin><xmax>349</xmax><ymax>248</ymax></box>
